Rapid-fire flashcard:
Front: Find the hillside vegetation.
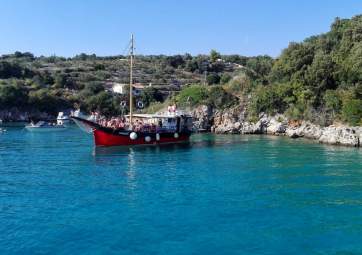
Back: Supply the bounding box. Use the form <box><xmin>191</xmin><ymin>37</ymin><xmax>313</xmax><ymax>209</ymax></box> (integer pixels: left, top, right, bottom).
<box><xmin>175</xmin><ymin>15</ymin><xmax>362</xmax><ymax>126</ymax></box>
<box><xmin>0</xmin><ymin>49</ymin><xmax>270</xmax><ymax>119</ymax></box>
<box><xmin>1</xmin><ymin>15</ymin><xmax>362</xmax><ymax>125</ymax></box>
<box><xmin>252</xmin><ymin>15</ymin><xmax>362</xmax><ymax>125</ymax></box>
<box><xmin>0</xmin><ymin>53</ymin><xmax>198</xmax><ymax>117</ymax></box>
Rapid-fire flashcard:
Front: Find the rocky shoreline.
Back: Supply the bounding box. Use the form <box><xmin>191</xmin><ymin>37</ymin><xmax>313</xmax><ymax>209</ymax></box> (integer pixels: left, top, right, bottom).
<box><xmin>2</xmin><ymin>105</ymin><xmax>360</xmax><ymax>147</ymax></box>
<box><xmin>192</xmin><ymin>105</ymin><xmax>361</xmax><ymax>148</ymax></box>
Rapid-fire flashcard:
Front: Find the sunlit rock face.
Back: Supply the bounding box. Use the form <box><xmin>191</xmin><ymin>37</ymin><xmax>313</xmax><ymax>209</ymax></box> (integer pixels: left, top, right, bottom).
<box><xmin>191</xmin><ymin>105</ymin><xmax>214</xmax><ymax>131</ymax></box>
<box><xmin>319</xmin><ymin>126</ymin><xmax>360</xmax><ymax>147</ymax></box>
<box><xmin>285</xmin><ymin>121</ymin><xmax>323</xmax><ymax>140</ymax></box>
<box><xmin>191</xmin><ymin>105</ymin><xmax>360</xmax><ymax>147</ymax></box>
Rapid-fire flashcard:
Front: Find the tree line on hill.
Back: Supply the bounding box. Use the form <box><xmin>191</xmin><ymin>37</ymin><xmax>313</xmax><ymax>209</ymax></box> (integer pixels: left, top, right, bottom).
<box><xmin>0</xmin><ymin>47</ymin><xmax>271</xmax><ymax>118</ymax></box>
<box><xmin>0</xmin><ymin>14</ymin><xmax>362</xmax><ymax>126</ymax></box>
<box><xmin>175</xmin><ymin>15</ymin><xmax>362</xmax><ymax>126</ymax></box>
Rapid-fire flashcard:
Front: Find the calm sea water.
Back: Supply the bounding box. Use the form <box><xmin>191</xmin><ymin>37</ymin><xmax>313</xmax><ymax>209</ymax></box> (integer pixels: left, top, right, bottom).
<box><xmin>1</xmin><ymin>127</ymin><xmax>362</xmax><ymax>255</ymax></box>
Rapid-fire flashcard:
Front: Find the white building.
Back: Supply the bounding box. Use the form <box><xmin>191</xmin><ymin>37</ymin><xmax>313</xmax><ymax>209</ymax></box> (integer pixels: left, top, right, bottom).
<box><xmin>112</xmin><ymin>83</ymin><xmax>126</xmax><ymax>94</ymax></box>
<box><xmin>111</xmin><ymin>83</ymin><xmax>145</xmax><ymax>96</ymax></box>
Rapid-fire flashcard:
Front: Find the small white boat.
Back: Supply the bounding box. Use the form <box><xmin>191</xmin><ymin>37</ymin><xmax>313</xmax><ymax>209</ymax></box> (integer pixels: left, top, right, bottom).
<box><xmin>57</xmin><ymin>112</ymin><xmax>71</xmax><ymax>126</ymax></box>
<box><xmin>25</xmin><ymin>121</ymin><xmax>68</xmax><ymax>132</ymax></box>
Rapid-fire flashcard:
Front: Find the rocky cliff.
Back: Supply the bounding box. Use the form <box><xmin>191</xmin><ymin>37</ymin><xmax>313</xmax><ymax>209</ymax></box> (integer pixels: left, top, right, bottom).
<box><xmin>191</xmin><ymin>105</ymin><xmax>361</xmax><ymax>147</ymax></box>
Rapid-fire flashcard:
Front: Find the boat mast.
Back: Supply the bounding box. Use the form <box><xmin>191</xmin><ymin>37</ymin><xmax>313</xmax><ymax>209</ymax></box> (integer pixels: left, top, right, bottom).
<box><xmin>129</xmin><ymin>34</ymin><xmax>134</xmax><ymax>125</ymax></box>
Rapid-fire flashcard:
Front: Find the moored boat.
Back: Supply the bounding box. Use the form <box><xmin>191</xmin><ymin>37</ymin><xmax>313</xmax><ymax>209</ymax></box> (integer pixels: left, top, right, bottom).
<box><xmin>25</xmin><ymin>121</ymin><xmax>68</xmax><ymax>132</ymax></box>
<box><xmin>72</xmin><ymin>112</ymin><xmax>193</xmax><ymax>147</ymax></box>
<box><xmin>72</xmin><ymin>35</ymin><xmax>193</xmax><ymax>147</ymax></box>
<box><xmin>57</xmin><ymin>112</ymin><xmax>71</xmax><ymax>126</ymax></box>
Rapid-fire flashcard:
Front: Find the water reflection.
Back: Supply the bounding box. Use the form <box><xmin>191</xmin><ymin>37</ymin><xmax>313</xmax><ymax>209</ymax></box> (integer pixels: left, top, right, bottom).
<box><xmin>126</xmin><ymin>148</ymin><xmax>137</xmax><ymax>191</ymax></box>
<box><xmin>93</xmin><ymin>142</ymin><xmax>193</xmax><ymax>157</ymax></box>
<box><xmin>92</xmin><ymin>134</ymin><xmax>251</xmax><ymax>157</ymax></box>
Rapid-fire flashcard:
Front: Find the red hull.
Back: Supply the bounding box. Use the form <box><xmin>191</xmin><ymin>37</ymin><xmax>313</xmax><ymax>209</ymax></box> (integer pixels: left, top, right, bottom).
<box><xmin>94</xmin><ymin>129</ymin><xmax>190</xmax><ymax>147</ymax></box>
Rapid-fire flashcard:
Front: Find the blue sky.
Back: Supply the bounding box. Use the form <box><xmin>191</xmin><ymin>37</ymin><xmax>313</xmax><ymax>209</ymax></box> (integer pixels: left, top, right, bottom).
<box><xmin>1</xmin><ymin>0</ymin><xmax>362</xmax><ymax>57</ymax></box>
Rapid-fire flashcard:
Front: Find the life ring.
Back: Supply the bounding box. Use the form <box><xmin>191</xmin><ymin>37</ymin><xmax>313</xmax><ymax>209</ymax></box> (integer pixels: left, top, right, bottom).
<box><xmin>120</xmin><ymin>101</ymin><xmax>127</xmax><ymax>108</ymax></box>
<box><xmin>137</xmin><ymin>101</ymin><xmax>144</xmax><ymax>109</ymax></box>
<box><xmin>129</xmin><ymin>132</ymin><xmax>138</xmax><ymax>140</ymax></box>
<box><xmin>145</xmin><ymin>136</ymin><xmax>151</xmax><ymax>142</ymax></box>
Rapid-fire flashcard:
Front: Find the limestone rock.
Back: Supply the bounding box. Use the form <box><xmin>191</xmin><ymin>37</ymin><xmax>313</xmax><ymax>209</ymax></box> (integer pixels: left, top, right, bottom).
<box><xmin>301</xmin><ymin>122</ymin><xmax>323</xmax><ymax>139</ymax></box>
<box><xmin>191</xmin><ymin>105</ymin><xmax>213</xmax><ymax>131</ymax></box>
<box><xmin>190</xmin><ymin>103</ymin><xmax>360</xmax><ymax>148</ymax></box>
<box><xmin>212</xmin><ymin>107</ymin><xmax>244</xmax><ymax>134</ymax></box>
<box><xmin>319</xmin><ymin>126</ymin><xmax>360</xmax><ymax>147</ymax></box>
<box><xmin>266</xmin><ymin>115</ymin><xmax>287</xmax><ymax>135</ymax></box>
<box><xmin>240</xmin><ymin>122</ymin><xmax>260</xmax><ymax>134</ymax></box>
<box><xmin>286</xmin><ymin>121</ymin><xmax>322</xmax><ymax>139</ymax></box>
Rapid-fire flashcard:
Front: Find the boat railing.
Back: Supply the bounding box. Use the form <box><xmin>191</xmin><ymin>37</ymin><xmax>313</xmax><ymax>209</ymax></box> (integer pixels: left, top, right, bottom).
<box><xmin>157</xmin><ymin>110</ymin><xmax>192</xmax><ymax>117</ymax></box>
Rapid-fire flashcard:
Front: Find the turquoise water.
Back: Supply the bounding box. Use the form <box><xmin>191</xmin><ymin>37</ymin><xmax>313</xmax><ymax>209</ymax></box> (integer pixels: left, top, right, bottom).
<box><xmin>1</xmin><ymin>127</ymin><xmax>362</xmax><ymax>255</ymax></box>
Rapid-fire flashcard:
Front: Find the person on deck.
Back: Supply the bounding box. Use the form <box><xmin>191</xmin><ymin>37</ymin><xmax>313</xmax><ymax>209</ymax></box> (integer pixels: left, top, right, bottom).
<box><xmin>171</xmin><ymin>103</ymin><xmax>177</xmax><ymax>113</ymax></box>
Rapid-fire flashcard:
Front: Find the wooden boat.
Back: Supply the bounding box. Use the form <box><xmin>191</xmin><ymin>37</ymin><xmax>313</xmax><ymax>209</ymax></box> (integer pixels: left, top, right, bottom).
<box><xmin>72</xmin><ymin>113</ymin><xmax>192</xmax><ymax>147</ymax></box>
<box><xmin>72</xmin><ymin>35</ymin><xmax>193</xmax><ymax>147</ymax></box>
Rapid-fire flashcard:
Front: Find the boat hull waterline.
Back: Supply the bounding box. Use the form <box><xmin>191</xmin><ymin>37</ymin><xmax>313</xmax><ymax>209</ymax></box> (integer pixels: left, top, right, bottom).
<box><xmin>72</xmin><ymin>116</ymin><xmax>191</xmax><ymax>147</ymax></box>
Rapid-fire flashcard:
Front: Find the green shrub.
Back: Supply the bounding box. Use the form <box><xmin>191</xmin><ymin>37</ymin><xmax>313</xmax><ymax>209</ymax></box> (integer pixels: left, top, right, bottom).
<box><xmin>82</xmin><ymin>81</ymin><xmax>104</xmax><ymax>95</ymax></box>
<box><xmin>224</xmin><ymin>73</ymin><xmax>252</xmax><ymax>95</ymax></box>
<box><xmin>175</xmin><ymin>84</ymin><xmax>237</xmax><ymax>109</ymax></box>
<box><xmin>206</xmin><ymin>86</ymin><xmax>238</xmax><ymax>108</ymax></box>
<box><xmin>324</xmin><ymin>90</ymin><xmax>342</xmax><ymax>113</ymax></box>
<box><xmin>0</xmin><ymin>83</ymin><xmax>28</xmax><ymax>108</ymax></box>
<box><xmin>176</xmin><ymin>85</ymin><xmax>208</xmax><ymax>106</ymax></box>
<box><xmin>285</xmin><ymin>105</ymin><xmax>304</xmax><ymax>120</ymax></box>
<box><xmin>341</xmin><ymin>98</ymin><xmax>362</xmax><ymax>125</ymax></box>
<box><xmin>54</xmin><ymin>73</ymin><xmax>67</xmax><ymax>88</ymax></box>
<box><xmin>140</xmin><ymin>87</ymin><xmax>163</xmax><ymax>107</ymax></box>
<box><xmin>84</xmin><ymin>91</ymin><xmax>120</xmax><ymax>116</ymax></box>
<box><xmin>220</xmin><ymin>73</ymin><xmax>232</xmax><ymax>84</ymax></box>
<box><xmin>206</xmin><ymin>73</ymin><xmax>220</xmax><ymax>85</ymax></box>
<box><xmin>28</xmin><ymin>89</ymin><xmax>67</xmax><ymax>114</ymax></box>
<box><xmin>142</xmin><ymin>101</ymin><xmax>169</xmax><ymax>114</ymax></box>
<box><xmin>250</xmin><ymin>83</ymin><xmax>294</xmax><ymax>115</ymax></box>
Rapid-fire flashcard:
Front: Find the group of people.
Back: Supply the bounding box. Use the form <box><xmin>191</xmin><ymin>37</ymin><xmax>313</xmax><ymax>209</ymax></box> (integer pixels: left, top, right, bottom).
<box><xmin>95</xmin><ymin>116</ymin><xmax>158</xmax><ymax>132</ymax></box>
<box><xmin>97</xmin><ymin>116</ymin><xmax>128</xmax><ymax>130</ymax></box>
<box><xmin>88</xmin><ymin>104</ymin><xmax>178</xmax><ymax>131</ymax></box>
